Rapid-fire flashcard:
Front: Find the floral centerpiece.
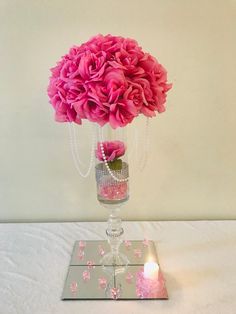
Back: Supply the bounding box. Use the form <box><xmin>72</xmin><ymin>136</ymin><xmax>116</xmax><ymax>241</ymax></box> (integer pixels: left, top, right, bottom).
<box><xmin>47</xmin><ymin>34</ymin><xmax>171</xmax><ymax>272</ymax></box>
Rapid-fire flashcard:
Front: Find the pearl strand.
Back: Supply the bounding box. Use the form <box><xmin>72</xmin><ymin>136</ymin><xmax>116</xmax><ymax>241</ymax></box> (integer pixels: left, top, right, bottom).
<box><xmin>127</xmin><ymin>124</ymin><xmax>138</xmax><ymax>158</ymax></box>
<box><xmin>68</xmin><ymin>123</ymin><xmax>95</xmax><ymax>178</ymax></box>
<box><xmin>72</xmin><ymin>123</ymin><xmax>85</xmax><ymax>166</ymax></box>
<box><xmin>125</xmin><ymin>117</ymin><xmax>150</xmax><ymax>171</ymax></box>
<box><xmin>99</xmin><ymin>128</ymin><xmax>129</xmax><ymax>183</ymax></box>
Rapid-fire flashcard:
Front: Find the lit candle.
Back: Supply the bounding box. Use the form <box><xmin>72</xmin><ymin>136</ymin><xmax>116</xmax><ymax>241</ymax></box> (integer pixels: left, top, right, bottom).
<box><xmin>144</xmin><ymin>262</ymin><xmax>159</xmax><ymax>279</ymax></box>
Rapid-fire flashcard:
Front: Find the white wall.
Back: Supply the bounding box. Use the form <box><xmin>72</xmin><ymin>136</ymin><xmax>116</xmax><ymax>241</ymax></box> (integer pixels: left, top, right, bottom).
<box><xmin>0</xmin><ymin>0</ymin><xmax>236</xmax><ymax>222</ymax></box>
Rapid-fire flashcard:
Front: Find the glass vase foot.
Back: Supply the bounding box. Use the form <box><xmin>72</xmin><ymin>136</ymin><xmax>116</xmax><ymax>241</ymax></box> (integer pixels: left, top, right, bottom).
<box><xmin>101</xmin><ymin>252</ymin><xmax>129</xmax><ymax>275</ymax></box>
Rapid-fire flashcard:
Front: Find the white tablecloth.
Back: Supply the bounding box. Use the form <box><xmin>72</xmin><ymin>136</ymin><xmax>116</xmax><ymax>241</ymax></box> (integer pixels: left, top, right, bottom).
<box><xmin>0</xmin><ymin>221</ymin><xmax>236</xmax><ymax>314</ymax></box>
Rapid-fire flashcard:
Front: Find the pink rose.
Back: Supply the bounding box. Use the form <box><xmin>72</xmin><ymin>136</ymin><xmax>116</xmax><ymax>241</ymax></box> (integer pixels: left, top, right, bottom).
<box><xmin>78</xmin><ymin>51</ymin><xmax>106</xmax><ymax>81</ymax></box>
<box><xmin>95</xmin><ymin>140</ymin><xmax>126</xmax><ymax>161</ymax></box>
<box><xmin>109</xmin><ymin>100</ymin><xmax>138</xmax><ymax>128</ymax></box>
<box><xmin>104</xmin><ymin>68</ymin><xmax>127</xmax><ymax>103</ymax></box>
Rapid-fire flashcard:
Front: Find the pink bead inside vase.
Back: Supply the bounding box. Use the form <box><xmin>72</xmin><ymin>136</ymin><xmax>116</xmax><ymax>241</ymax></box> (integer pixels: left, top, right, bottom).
<box><xmin>96</xmin><ymin>155</ymin><xmax>129</xmax><ymax>204</ymax></box>
<box><xmin>98</xmin><ymin>180</ymin><xmax>128</xmax><ymax>201</ymax></box>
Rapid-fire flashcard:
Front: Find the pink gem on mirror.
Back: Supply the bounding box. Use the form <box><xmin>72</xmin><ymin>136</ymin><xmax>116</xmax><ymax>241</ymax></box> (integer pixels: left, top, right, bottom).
<box><xmin>110</xmin><ymin>287</ymin><xmax>120</xmax><ymax>300</ymax></box>
<box><xmin>134</xmin><ymin>248</ymin><xmax>142</xmax><ymax>258</ymax></box>
<box><xmin>77</xmin><ymin>249</ymin><xmax>84</xmax><ymax>260</ymax></box>
<box><xmin>70</xmin><ymin>281</ymin><xmax>78</xmax><ymax>294</ymax></box>
<box><xmin>124</xmin><ymin>240</ymin><xmax>132</xmax><ymax>250</ymax></box>
<box><xmin>136</xmin><ymin>268</ymin><xmax>167</xmax><ymax>299</ymax></box>
<box><xmin>79</xmin><ymin>241</ymin><xmax>86</xmax><ymax>250</ymax></box>
<box><xmin>126</xmin><ymin>272</ymin><xmax>133</xmax><ymax>284</ymax></box>
<box><xmin>142</xmin><ymin>239</ymin><xmax>149</xmax><ymax>247</ymax></box>
<box><xmin>98</xmin><ymin>277</ymin><xmax>107</xmax><ymax>289</ymax></box>
<box><xmin>87</xmin><ymin>261</ymin><xmax>95</xmax><ymax>270</ymax></box>
<box><xmin>82</xmin><ymin>270</ymin><xmax>91</xmax><ymax>282</ymax></box>
<box><xmin>98</xmin><ymin>245</ymin><xmax>105</xmax><ymax>257</ymax></box>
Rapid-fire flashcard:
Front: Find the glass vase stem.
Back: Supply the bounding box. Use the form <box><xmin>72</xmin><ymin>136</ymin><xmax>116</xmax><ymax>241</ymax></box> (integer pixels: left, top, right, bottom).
<box><xmin>106</xmin><ymin>207</ymin><xmax>124</xmax><ymax>262</ymax></box>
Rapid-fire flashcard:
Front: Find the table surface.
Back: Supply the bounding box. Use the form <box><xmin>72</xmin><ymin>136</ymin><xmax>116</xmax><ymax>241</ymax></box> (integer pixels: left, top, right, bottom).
<box><xmin>0</xmin><ymin>221</ymin><xmax>236</xmax><ymax>314</ymax></box>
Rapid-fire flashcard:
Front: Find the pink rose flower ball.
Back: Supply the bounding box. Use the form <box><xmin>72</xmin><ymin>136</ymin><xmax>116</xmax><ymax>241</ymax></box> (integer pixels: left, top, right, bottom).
<box><xmin>48</xmin><ymin>34</ymin><xmax>172</xmax><ymax>128</ymax></box>
<box><xmin>95</xmin><ymin>140</ymin><xmax>126</xmax><ymax>161</ymax></box>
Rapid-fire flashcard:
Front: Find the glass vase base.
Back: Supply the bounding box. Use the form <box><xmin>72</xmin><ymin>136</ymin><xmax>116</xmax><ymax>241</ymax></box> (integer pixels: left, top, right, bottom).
<box><xmin>100</xmin><ymin>252</ymin><xmax>129</xmax><ymax>275</ymax></box>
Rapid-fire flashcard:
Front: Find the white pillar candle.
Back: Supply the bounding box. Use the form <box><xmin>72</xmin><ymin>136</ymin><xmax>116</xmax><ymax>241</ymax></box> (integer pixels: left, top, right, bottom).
<box><xmin>143</xmin><ymin>262</ymin><xmax>159</xmax><ymax>279</ymax></box>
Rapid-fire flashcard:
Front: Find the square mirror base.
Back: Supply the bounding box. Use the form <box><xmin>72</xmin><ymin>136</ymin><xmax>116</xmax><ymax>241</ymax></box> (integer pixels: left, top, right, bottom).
<box><xmin>62</xmin><ymin>240</ymin><xmax>168</xmax><ymax>300</ymax></box>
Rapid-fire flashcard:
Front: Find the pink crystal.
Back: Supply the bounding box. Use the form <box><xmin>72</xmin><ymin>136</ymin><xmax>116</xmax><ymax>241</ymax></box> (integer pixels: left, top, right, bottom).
<box><xmin>70</xmin><ymin>281</ymin><xmax>78</xmax><ymax>294</ymax></box>
<box><xmin>98</xmin><ymin>245</ymin><xmax>105</xmax><ymax>257</ymax></box>
<box><xmin>124</xmin><ymin>240</ymin><xmax>132</xmax><ymax>250</ymax></box>
<box><xmin>79</xmin><ymin>241</ymin><xmax>86</xmax><ymax>250</ymax></box>
<box><xmin>142</xmin><ymin>238</ymin><xmax>150</xmax><ymax>247</ymax></box>
<box><xmin>110</xmin><ymin>287</ymin><xmax>120</xmax><ymax>300</ymax></box>
<box><xmin>136</xmin><ymin>268</ymin><xmax>167</xmax><ymax>299</ymax></box>
<box><xmin>82</xmin><ymin>270</ymin><xmax>91</xmax><ymax>282</ymax></box>
<box><xmin>87</xmin><ymin>260</ymin><xmax>95</xmax><ymax>270</ymax></box>
<box><xmin>134</xmin><ymin>248</ymin><xmax>142</xmax><ymax>258</ymax></box>
<box><xmin>99</xmin><ymin>181</ymin><xmax>128</xmax><ymax>200</ymax></box>
<box><xmin>98</xmin><ymin>277</ymin><xmax>107</xmax><ymax>289</ymax></box>
<box><xmin>77</xmin><ymin>249</ymin><xmax>84</xmax><ymax>260</ymax></box>
<box><xmin>126</xmin><ymin>272</ymin><xmax>133</xmax><ymax>284</ymax></box>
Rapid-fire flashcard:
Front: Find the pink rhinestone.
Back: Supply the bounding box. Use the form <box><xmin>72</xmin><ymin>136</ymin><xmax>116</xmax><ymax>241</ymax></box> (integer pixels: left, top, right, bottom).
<box><xmin>98</xmin><ymin>245</ymin><xmax>105</xmax><ymax>257</ymax></box>
<box><xmin>134</xmin><ymin>248</ymin><xmax>142</xmax><ymax>258</ymax></box>
<box><xmin>126</xmin><ymin>272</ymin><xmax>133</xmax><ymax>284</ymax></box>
<box><xmin>77</xmin><ymin>249</ymin><xmax>84</xmax><ymax>260</ymax></box>
<box><xmin>99</xmin><ymin>182</ymin><xmax>127</xmax><ymax>200</ymax></box>
<box><xmin>82</xmin><ymin>270</ymin><xmax>90</xmax><ymax>282</ymax></box>
<box><xmin>142</xmin><ymin>238</ymin><xmax>149</xmax><ymax>247</ymax></box>
<box><xmin>124</xmin><ymin>240</ymin><xmax>132</xmax><ymax>250</ymax></box>
<box><xmin>110</xmin><ymin>287</ymin><xmax>120</xmax><ymax>300</ymax></box>
<box><xmin>70</xmin><ymin>281</ymin><xmax>78</xmax><ymax>294</ymax></box>
<box><xmin>79</xmin><ymin>241</ymin><xmax>86</xmax><ymax>250</ymax></box>
<box><xmin>87</xmin><ymin>260</ymin><xmax>95</xmax><ymax>270</ymax></box>
<box><xmin>98</xmin><ymin>277</ymin><xmax>107</xmax><ymax>289</ymax></box>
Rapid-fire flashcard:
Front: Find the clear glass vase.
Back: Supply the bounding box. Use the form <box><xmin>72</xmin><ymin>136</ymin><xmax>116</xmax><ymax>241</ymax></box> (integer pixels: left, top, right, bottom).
<box><xmin>95</xmin><ymin>124</ymin><xmax>129</xmax><ymax>274</ymax></box>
